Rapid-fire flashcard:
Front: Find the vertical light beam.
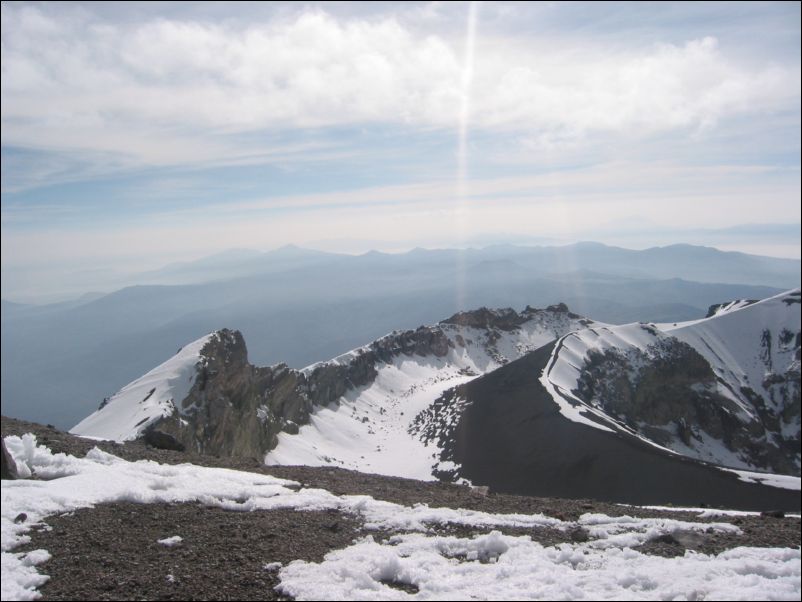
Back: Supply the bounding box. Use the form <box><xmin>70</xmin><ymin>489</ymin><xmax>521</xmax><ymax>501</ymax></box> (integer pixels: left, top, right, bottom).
<box><xmin>456</xmin><ymin>0</ymin><xmax>480</xmax><ymax>310</ymax></box>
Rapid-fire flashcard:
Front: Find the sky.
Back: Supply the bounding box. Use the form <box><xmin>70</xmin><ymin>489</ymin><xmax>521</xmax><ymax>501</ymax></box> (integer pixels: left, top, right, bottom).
<box><xmin>1</xmin><ymin>1</ymin><xmax>800</xmax><ymax>302</ymax></box>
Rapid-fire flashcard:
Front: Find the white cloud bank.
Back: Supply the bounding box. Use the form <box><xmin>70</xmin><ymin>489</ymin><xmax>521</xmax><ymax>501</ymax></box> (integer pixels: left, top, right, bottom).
<box><xmin>1</xmin><ymin>4</ymin><xmax>798</xmax><ymax>169</ymax></box>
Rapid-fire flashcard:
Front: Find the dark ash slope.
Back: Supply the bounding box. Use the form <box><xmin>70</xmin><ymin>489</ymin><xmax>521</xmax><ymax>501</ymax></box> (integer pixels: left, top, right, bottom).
<box><xmin>445</xmin><ymin>343</ymin><xmax>800</xmax><ymax>511</ymax></box>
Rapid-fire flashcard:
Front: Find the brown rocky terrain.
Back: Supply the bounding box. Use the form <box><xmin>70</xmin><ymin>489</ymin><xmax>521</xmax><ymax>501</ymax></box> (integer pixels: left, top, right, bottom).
<box><xmin>2</xmin><ymin>416</ymin><xmax>800</xmax><ymax>601</ymax></box>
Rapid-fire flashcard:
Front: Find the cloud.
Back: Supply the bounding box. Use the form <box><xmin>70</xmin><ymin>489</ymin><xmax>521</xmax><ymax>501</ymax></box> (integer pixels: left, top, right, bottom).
<box><xmin>476</xmin><ymin>36</ymin><xmax>798</xmax><ymax>135</ymax></box>
<box><xmin>1</xmin><ymin>2</ymin><xmax>799</xmax><ymax>296</ymax></box>
<box><xmin>2</xmin><ymin>3</ymin><xmax>799</xmax><ymax>181</ymax></box>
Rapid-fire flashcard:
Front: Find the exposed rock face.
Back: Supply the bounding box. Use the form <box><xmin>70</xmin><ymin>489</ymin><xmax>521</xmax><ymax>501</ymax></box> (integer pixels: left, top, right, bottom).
<box><xmin>152</xmin><ymin>330</ymin><xmax>307</xmax><ymax>458</ymax></box>
<box><xmin>443</xmin><ymin>307</ymin><xmax>530</xmax><ymax>331</ymax></box>
<box><xmin>145</xmin><ymin>323</ymin><xmax>486</xmax><ymax>459</ymax></box>
<box><xmin>1</xmin><ymin>438</ymin><xmax>19</xmax><ymax>479</ymax></box>
<box><xmin>705</xmin><ymin>299</ymin><xmax>759</xmax><ymax>318</ymax></box>
<box><xmin>574</xmin><ymin>335</ymin><xmax>800</xmax><ymax>475</ymax></box>
<box><xmin>142</xmin><ymin>304</ymin><xmax>584</xmax><ymax>461</ymax></box>
<box><xmin>442</xmin><ymin>304</ymin><xmax>588</xmax><ymax>331</ymax></box>
<box><xmin>577</xmin><ymin>340</ymin><xmax>728</xmax><ymax>427</ymax></box>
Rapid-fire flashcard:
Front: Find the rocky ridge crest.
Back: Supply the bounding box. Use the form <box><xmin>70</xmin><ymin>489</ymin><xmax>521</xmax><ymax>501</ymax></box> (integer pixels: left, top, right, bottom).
<box><xmin>149</xmin><ymin>305</ymin><xmax>571</xmax><ymax>459</ymax></box>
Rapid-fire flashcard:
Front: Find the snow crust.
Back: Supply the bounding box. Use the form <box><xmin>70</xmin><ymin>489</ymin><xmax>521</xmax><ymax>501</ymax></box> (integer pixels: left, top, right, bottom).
<box><xmin>70</xmin><ymin>333</ymin><xmax>214</xmax><ymax>442</ymax></box>
<box><xmin>277</xmin><ymin>533</ymin><xmax>800</xmax><ymax>601</ymax></box>
<box><xmin>7</xmin><ymin>435</ymin><xmax>794</xmax><ymax>601</ymax></box>
<box><xmin>634</xmin><ymin>505</ymin><xmax>802</xmax><ymax>519</ymax></box>
<box><xmin>157</xmin><ymin>536</ymin><xmax>183</xmax><ymax>547</ymax></box>
<box><xmin>721</xmin><ymin>468</ymin><xmax>801</xmax><ymax>491</ymax></box>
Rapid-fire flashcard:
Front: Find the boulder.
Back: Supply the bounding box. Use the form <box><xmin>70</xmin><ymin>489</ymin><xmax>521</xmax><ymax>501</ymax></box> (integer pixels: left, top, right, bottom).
<box><xmin>1</xmin><ymin>438</ymin><xmax>19</xmax><ymax>479</ymax></box>
<box><xmin>143</xmin><ymin>428</ymin><xmax>186</xmax><ymax>452</ymax></box>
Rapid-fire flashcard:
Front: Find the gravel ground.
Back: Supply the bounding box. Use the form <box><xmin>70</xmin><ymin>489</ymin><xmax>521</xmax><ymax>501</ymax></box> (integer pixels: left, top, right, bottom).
<box><xmin>17</xmin><ymin>503</ymin><xmax>361</xmax><ymax>601</ymax></box>
<box><xmin>3</xmin><ymin>416</ymin><xmax>800</xmax><ymax>600</ymax></box>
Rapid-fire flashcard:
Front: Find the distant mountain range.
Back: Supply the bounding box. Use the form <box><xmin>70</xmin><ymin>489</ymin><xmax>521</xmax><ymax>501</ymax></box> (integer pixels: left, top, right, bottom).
<box><xmin>69</xmin><ymin>288</ymin><xmax>800</xmax><ymax>509</ymax></box>
<box><xmin>125</xmin><ymin>242</ymin><xmax>802</xmax><ymax>289</ymax></box>
<box><xmin>2</xmin><ymin>242</ymin><xmax>799</xmax><ymax>430</ymax></box>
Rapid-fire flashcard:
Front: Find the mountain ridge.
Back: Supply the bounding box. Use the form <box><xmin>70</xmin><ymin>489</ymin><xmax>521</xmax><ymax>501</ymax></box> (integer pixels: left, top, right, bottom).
<box><xmin>5</xmin><ymin>240</ymin><xmax>795</xmax><ymax>430</ymax></box>
<box><xmin>68</xmin><ymin>290</ymin><xmax>801</xmax><ymax>509</ymax></box>
<box><xmin>71</xmin><ymin>304</ymin><xmax>593</xmax><ymax>478</ymax></box>
<box><xmin>540</xmin><ymin>289</ymin><xmax>801</xmax><ymax>475</ymax></box>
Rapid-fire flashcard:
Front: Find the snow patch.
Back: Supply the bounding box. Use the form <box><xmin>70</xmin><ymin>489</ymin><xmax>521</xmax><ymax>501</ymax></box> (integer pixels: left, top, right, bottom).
<box><xmin>721</xmin><ymin>468</ymin><xmax>801</xmax><ymax>491</ymax></box>
<box><xmin>277</xmin><ymin>533</ymin><xmax>800</xmax><ymax>601</ymax></box>
<box><xmin>157</xmin><ymin>536</ymin><xmax>183</xmax><ymax>547</ymax></box>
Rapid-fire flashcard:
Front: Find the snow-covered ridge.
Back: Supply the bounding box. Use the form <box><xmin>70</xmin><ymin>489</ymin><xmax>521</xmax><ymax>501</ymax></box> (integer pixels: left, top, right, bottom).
<box><xmin>666</xmin><ymin>289</ymin><xmax>800</xmax><ymax>414</ymax></box>
<box><xmin>270</xmin><ymin>305</ymin><xmax>595</xmax><ymax>479</ymax></box>
<box><xmin>541</xmin><ymin>289</ymin><xmax>801</xmax><ymax>474</ymax></box>
<box><xmin>69</xmin><ymin>290</ymin><xmax>799</xmax><ymax>484</ymax></box>
<box><xmin>70</xmin><ymin>333</ymin><xmax>215</xmax><ymax>442</ymax></box>
<box><xmin>68</xmin><ymin>305</ymin><xmax>594</xmax><ymax>481</ymax></box>
<box><xmin>301</xmin><ymin>303</ymin><xmax>589</xmax><ymax>375</ymax></box>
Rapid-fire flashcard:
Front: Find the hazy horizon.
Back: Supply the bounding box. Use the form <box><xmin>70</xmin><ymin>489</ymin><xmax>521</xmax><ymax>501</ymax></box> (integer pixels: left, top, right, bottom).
<box><xmin>2</xmin><ymin>237</ymin><xmax>801</xmax><ymax>305</ymax></box>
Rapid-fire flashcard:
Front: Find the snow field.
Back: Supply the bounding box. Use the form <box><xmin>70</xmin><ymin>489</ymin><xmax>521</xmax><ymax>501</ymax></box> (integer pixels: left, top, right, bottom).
<box><xmin>269</xmin><ymin>318</ymin><xmax>586</xmax><ymax>478</ymax></box>
<box><xmin>268</xmin><ymin>353</ymin><xmax>480</xmax><ymax>479</ymax></box>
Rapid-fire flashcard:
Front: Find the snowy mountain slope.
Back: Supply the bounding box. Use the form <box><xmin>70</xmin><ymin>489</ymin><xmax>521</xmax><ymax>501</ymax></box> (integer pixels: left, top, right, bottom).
<box><xmin>69</xmin><ymin>288</ymin><xmax>799</xmax><ymax>499</ymax></box>
<box><xmin>75</xmin><ymin>329</ymin><xmax>295</xmax><ymax>456</ymax></box>
<box><xmin>540</xmin><ymin>289</ymin><xmax>801</xmax><ymax>474</ymax></box>
<box><xmin>71</xmin><ymin>333</ymin><xmax>214</xmax><ymax>441</ymax></box>
<box><xmin>70</xmin><ymin>305</ymin><xmax>594</xmax><ymax>480</ymax></box>
<box><xmin>667</xmin><ymin>290</ymin><xmax>800</xmax><ymax>421</ymax></box>
<box><xmin>267</xmin><ymin>305</ymin><xmax>595</xmax><ymax>478</ymax></box>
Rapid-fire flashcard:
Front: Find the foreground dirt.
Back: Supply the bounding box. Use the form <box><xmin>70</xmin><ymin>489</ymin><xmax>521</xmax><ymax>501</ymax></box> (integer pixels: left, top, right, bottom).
<box><xmin>3</xmin><ymin>416</ymin><xmax>800</xmax><ymax>600</ymax></box>
<box><xmin>19</xmin><ymin>503</ymin><xmax>360</xmax><ymax>601</ymax></box>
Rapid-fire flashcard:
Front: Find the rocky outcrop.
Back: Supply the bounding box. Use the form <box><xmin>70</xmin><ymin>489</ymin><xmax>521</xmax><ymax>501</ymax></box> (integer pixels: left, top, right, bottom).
<box><xmin>141</xmin><ymin>302</ymin><xmax>592</xmax><ymax>461</ymax></box>
<box><xmin>705</xmin><ymin>299</ymin><xmax>758</xmax><ymax>318</ymax></box>
<box><xmin>443</xmin><ymin>307</ymin><xmax>531</xmax><ymax>331</ymax></box>
<box><xmin>151</xmin><ymin>330</ymin><xmax>309</xmax><ymax>458</ymax></box>
<box><xmin>574</xmin><ymin>336</ymin><xmax>800</xmax><ymax>475</ymax></box>
<box><xmin>145</xmin><ymin>322</ymin><xmax>493</xmax><ymax>459</ymax></box>
<box><xmin>442</xmin><ymin>304</ymin><xmax>588</xmax><ymax>331</ymax></box>
<box><xmin>304</xmin><ymin>325</ymin><xmax>454</xmax><ymax>406</ymax></box>
<box><xmin>1</xmin><ymin>438</ymin><xmax>19</xmax><ymax>479</ymax></box>
<box><xmin>143</xmin><ymin>427</ymin><xmax>186</xmax><ymax>452</ymax></box>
